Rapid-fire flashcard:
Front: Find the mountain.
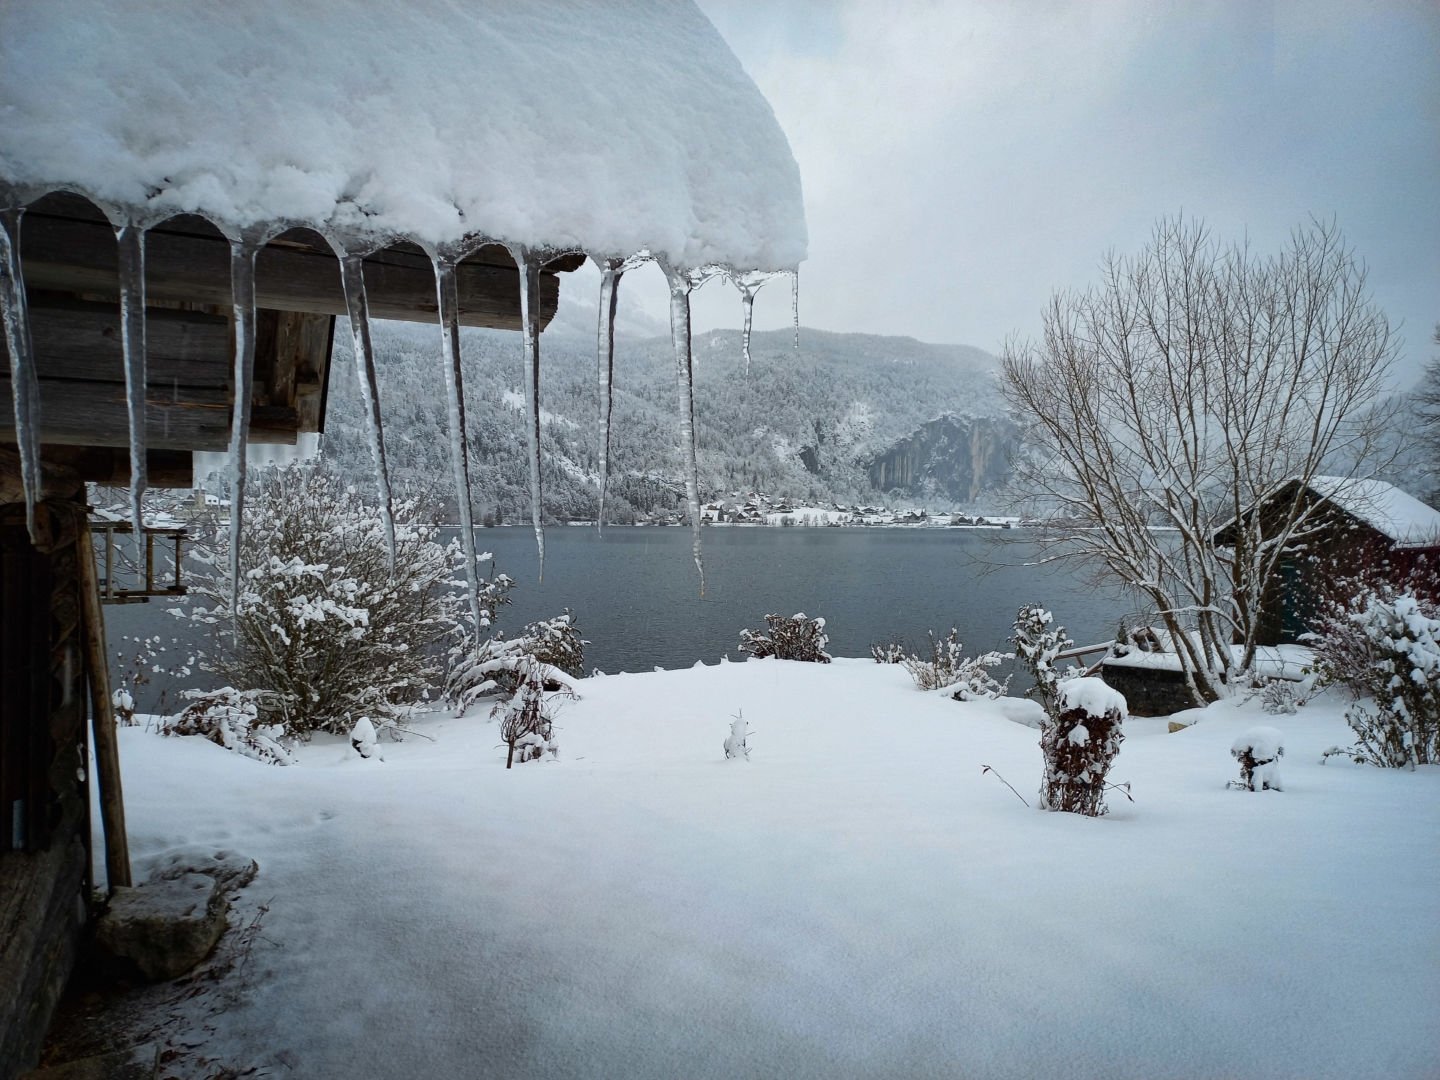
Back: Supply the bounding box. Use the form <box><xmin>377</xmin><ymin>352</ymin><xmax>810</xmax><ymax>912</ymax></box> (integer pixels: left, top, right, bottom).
<box><xmin>319</xmin><ymin>321</ymin><xmax>1016</xmax><ymax>521</ymax></box>
<box><xmin>865</xmin><ymin>414</ymin><xmax>1021</xmax><ymax>504</ymax></box>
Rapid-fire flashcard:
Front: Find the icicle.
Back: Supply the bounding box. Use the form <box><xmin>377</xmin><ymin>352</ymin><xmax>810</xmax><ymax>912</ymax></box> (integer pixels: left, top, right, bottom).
<box><xmin>790</xmin><ymin>267</ymin><xmax>800</xmax><ymax>350</ymax></box>
<box><xmin>338</xmin><ymin>252</ymin><xmax>397</xmax><ymax>573</ymax></box>
<box><xmin>114</xmin><ymin>223</ymin><xmax>148</xmax><ymax>558</ymax></box>
<box><xmin>664</xmin><ymin>265</ymin><xmax>706</xmax><ymax>596</ymax></box>
<box><xmin>595</xmin><ymin>257</ymin><xmax>624</xmax><ymax>535</ymax></box>
<box><xmin>510</xmin><ymin>246</ymin><xmax>546</xmax><ymax>578</ymax></box>
<box><xmin>0</xmin><ymin>206</ymin><xmax>42</xmax><ymax>542</ymax></box>
<box><xmin>741</xmin><ymin>286</ymin><xmax>755</xmax><ymax>377</ymax></box>
<box><xmin>432</xmin><ymin>252</ymin><xmax>483</xmax><ymax>636</ymax></box>
<box><xmin>731</xmin><ymin>271</ymin><xmax>772</xmax><ymax>378</ymax></box>
<box><xmin>226</xmin><ymin>238</ymin><xmax>259</xmax><ymax>625</ymax></box>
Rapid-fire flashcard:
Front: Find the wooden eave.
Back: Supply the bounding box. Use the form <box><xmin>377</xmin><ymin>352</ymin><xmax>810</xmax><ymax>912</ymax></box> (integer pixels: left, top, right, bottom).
<box><xmin>1</xmin><ymin>193</ymin><xmax>583</xmax><ymax>482</ymax></box>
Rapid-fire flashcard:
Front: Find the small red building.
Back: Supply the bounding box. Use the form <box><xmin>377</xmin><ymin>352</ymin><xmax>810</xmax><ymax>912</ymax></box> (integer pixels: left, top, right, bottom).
<box><xmin>1212</xmin><ymin>476</ymin><xmax>1440</xmax><ymax>645</ymax></box>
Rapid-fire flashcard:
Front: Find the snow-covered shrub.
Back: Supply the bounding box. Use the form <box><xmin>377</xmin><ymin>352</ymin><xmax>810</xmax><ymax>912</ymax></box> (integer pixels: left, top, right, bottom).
<box><xmin>903</xmin><ymin>628</ymin><xmax>1011</xmax><ymax>700</ymax></box>
<box><xmin>162</xmin><ymin>687</ymin><xmax>295</xmax><ymax>766</ymax></box>
<box><xmin>492</xmin><ymin>657</ymin><xmax>572</xmax><ymax>768</ymax></box>
<box><xmin>1230</xmin><ymin>726</ymin><xmax>1284</xmax><ymax>791</ymax></box>
<box><xmin>870</xmin><ymin>640</ymin><xmax>906</xmax><ymax>664</ymax></box>
<box><xmin>1260</xmin><ymin>679</ymin><xmax>1300</xmax><ymax>716</ymax></box>
<box><xmin>186</xmin><ymin>465</ymin><xmax>464</xmax><ymax>738</ymax></box>
<box><xmin>445</xmin><ymin>610</ymin><xmax>585</xmax><ymax>712</ymax></box>
<box><xmin>739</xmin><ymin>612</ymin><xmax>831</xmax><ymax>663</ymax></box>
<box><xmin>1039</xmin><ymin>678</ymin><xmax>1126</xmax><ymax>816</ymax></box>
<box><xmin>514</xmin><ymin>610</ymin><xmax>586</xmax><ymax>680</ymax></box>
<box><xmin>1010</xmin><ymin>604</ymin><xmax>1076</xmax><ymax>714</ymax></box>
<box><xmin>723</xmin><ymin>710</ymin><xmax>750</xmax><ymax>760</ymax></box>
<box><xmin>1314</xmin><ymin>591</ymin><xmax>1440</xmax><ymax>768</ymax></box>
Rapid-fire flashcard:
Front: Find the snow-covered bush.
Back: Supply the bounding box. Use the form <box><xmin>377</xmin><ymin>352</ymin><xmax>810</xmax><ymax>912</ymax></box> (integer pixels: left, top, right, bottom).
<box><xmin>1260</xmin><ymin>678</ymin><xmax>1300</xmax><ymax>716</ymax></box>
<box><xmin>1230</xmin><ymin>726</ymin><xmax>1284</xmax><ymax>791</ymax></box>
<box><xmin>739</xmin><ymin>612</ymin><xmax>831</xmax><ymax>663</ymax></box>
<box><xmin>445</xmin><ymin>611</ymin><xmax>585</xmax><ymax>712</ymax></box>
<box><xmin>903</xmin><ymin>628</ymin><xmax>1011</xmax><ymax>701</ymax></box>
<box><xmin>870</xmin><ymin>640</ymin><xmax>906</xmax><ymax>664</ymax></box>
<box><xmin>723</xmin><ymin>711</ymin><xmax>750</xmax><ymax>760</ymax></box>
<box><xmin>513</xmin><ymin>610</ymin><xmax>586</xmax><ymax>680</ymax></box>
<box><xmin>492</xmin><ymin>657</ymin><xmax>572</xmax><ymax>768</ymax></box>
<box><xmin>162</xmin><ymin>687</ymin><xmax>295</xmax><ymax>766</ymax></box>
<box><xmin>186</xmin><ymin>465</ymin><xmax>464</xmax><ymax>738</ymax></box>
<box><xmin>1010</xmin><ymin>604</ymin><xmax>1076</xmax><ymax>714</ymax></box>
<box><xmin>1039</xmin><ymin>678</ymin><xmax>1126</xmax><ymax>816</ymax></box>
<box><xmin>1315</xmin><ymin>591</ymin><xmax>1440</xmax><ymax>768</ymax></box>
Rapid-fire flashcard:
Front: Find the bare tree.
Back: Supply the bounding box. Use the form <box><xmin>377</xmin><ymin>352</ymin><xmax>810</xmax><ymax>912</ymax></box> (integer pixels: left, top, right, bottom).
<box><xmin>1414</xmin><ymin>324</ymin><xmax>1440</xmax><ymax>483</ymax></box>
<box><xmin>1002</xmin><ymin>216</ymin><xmax>1397</xmax><ymax>705</ymax></box>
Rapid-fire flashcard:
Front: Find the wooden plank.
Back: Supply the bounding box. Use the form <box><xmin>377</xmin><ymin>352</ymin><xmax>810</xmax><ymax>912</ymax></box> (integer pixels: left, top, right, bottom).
<box><xmin>0</xmin><ymin>293</ymin><xmax>231</xmax><ymax>386</ymax></box>
<box><xmin>37</xmin><ymin>447</ymin><xmax>193</xmax><ymax>488</ymax></box>
<box><xmin>0</xmin><ymin>376</ymin><xmax>231</xmax><ymax>450</ymax></box>
<box><xmin>18</xmin><ymin>210</ymin><xmax>568</xmax><ymax>330</ymax></box>
<box><xmin>78</xmin><ymin>522</ymin><xmax>131</xmax><ymax>890</ymax></box>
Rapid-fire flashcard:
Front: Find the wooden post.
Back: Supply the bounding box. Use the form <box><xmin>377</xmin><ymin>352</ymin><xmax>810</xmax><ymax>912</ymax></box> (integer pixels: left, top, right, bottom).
<box><xmin>76</xmin><ymin>522</ymin><xmax>131</xmax><ymax>890</ymax></box>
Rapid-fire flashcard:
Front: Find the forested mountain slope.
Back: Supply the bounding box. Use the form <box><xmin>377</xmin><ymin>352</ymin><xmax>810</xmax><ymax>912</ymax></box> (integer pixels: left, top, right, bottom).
<box><xmin>320</xmin><ymin>321</ymin><xmax>1013</xmax><ymax>522</ymax></box>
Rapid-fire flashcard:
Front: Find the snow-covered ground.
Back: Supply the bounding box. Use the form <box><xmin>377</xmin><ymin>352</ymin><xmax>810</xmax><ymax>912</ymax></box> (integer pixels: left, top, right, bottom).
<box><xmin>110</xmin><ymin>660</ymin><xmax>1438</xmax><ymax>1078</ymax></box>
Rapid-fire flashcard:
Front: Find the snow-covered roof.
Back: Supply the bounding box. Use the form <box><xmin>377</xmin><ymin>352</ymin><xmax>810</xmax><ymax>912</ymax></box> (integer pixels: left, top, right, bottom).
<box><xmin>1305</xmin><ymin>476</ymin><xmax>1440</xmax><ymax>549</ymax></box>
<box><xmin>0</xmin><ymin>1</ymin><xmax>806</xmax><ymax>272</ymax></box>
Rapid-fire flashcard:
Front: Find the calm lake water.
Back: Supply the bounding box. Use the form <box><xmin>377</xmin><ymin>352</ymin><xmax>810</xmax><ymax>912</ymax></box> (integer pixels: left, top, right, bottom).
<box><xmin>107</xmin><ymin>525</ymin><xmax>1137</xmax><ymax>709</ymax></box>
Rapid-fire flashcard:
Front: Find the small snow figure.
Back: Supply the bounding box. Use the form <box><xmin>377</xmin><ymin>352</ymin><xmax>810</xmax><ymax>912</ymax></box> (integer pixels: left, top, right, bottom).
<box><xmin>1231</xmin><ymin>726</ymin><xmax>1284</xmax><ymax>791</ymax></box>
<box><xmin>724</xmin><ymin>710</ymin><xmax>750</xmax><ymax>760</ymax></box>
<box><xmin>350</xmin><ymin>715</ymin><xmax>379</xmax><ymax>759</ymax></box>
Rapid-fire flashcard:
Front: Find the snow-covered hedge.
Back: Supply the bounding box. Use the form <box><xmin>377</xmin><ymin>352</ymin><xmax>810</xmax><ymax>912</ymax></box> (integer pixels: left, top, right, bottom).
<box><xmin>1039</xmin><ymin>678</ymin><xmax>1127</xmax><ymax>816</ymax></box>
<box><xmin>162</xmin><ymin>687</ymin><xmax>295</xmax><ymax>766</ymax></box>
<box><xmin>1316</xmin><ymin>591</ymin><xmax>1440</xmax><ymax>769</ymax></box>
<box><xmin>445</xmin><ymin>612</ymin><xmax>585</xmax><ymax>714</ymax></box>
<box><xmin>185</xmin><ymin>465</ymin><xmax>463</xmax><ymax>738</ymax></box>
<box><xmin>903</xmin><ymin>628</ymin><xmax>1010</xmax><ymax>701</ymax></box>
<box><xmin>739</xmin><ymin>613</ymin><xmax>831</xmax><ymax>663</ymax></box>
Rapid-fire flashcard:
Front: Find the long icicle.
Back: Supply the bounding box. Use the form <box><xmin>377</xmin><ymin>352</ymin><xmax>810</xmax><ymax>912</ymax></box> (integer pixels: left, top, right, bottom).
<box><xmin>433</xmin><ymin>252</ymin><xmax>483</xmax><ymax>636</ymax></box>
<box><xmin>790</xmin><ymin>267</ymin><xmax>800</xmax><ymax>350</ymax></box>
<box><xmin>595</xmin><ymin>258</ymin><xmax>624</xmax><ymax>535</ymax></box>
<box><xmin>226</xmin><ymin>239</ymin><xmax>259</xmax><ymax>626</ymax></box>
<box><xmin>339</xmin><ymin>252</ymin><xmax>397</xmax><ymax>573</ymax></box>
<box><xmin>740</xmin><ymin>285</ymin><xmax>756</xmax><ymax>377</ymax></box>
<box><xmin>666</xmin><ymin>266</ymin><xmax>706</xmax><ymax>596</ymax></box>
<box><xmin>0</xmin><ymin>207</ymin><xmax>43</xmax><ymax>542</ymax></box>
<box><xmin>115</xmin><ymin>223</ymin><xmax>148</xmax><ymax>556</ymax></box>
<box><xmin>512</xmin><ymin>248</ymin><xmax>545</xmax><ymax>579</ymax></box>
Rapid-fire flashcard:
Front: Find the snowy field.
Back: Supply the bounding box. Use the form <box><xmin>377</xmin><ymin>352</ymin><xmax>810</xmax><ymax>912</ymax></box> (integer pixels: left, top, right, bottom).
<box><xmin>112</xmin><ymin>659</ymin><xmax>1439</xmax><ymax>1079</ymax></box>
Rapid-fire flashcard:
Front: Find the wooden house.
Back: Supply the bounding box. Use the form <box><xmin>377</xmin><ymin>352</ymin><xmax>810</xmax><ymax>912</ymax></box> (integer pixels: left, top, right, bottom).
<box><xmin>1211</xmin><ymin>477</ymin><xmax>1440</xmax><ymax>645</ymax></box>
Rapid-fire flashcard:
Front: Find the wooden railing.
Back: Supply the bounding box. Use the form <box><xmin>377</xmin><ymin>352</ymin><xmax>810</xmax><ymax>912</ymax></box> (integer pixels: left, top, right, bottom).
<box><xmin>91</xmin><ymin>520</ymin><xmax>187</xmax><ymax>604</ymax></box>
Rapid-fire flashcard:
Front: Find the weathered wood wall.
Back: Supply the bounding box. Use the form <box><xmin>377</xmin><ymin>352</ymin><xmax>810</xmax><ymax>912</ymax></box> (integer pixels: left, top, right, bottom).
<box><xmin>0</xmin><ymin>501</ymin><xmax>90</xmax><ymax>1078</ymax></box>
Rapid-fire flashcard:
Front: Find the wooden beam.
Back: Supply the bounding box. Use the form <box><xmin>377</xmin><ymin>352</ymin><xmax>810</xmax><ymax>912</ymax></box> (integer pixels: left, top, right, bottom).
<box><xmin>40</xmin><ymin>447</ymin><xmax>193</xmax><ymax>488</ymax></box>
<box><xmin>0</xmin><ymin>293</ymin><xmax>231</xmax><ymax>387</ymax></box>
<box><xmin>1</xmin><ymin>377</ymin><xmax>231</xmax><ymax>450</ymax></box>
<box><xmin>18</xmin><ymin>209</ymin><xmax>568</xmax><ymax>330</ymax></box>
<box><xmin>77</xmin><ymin>521</ymin><xmax>131</xmax><ymax>891</ymax></box>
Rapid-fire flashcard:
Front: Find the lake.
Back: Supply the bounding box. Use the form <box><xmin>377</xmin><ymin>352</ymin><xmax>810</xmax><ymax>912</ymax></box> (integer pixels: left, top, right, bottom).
<box><xmin>107</xmin><ymin>525</ymin><xmax>1137</xmax><ymax>709</ymax></box>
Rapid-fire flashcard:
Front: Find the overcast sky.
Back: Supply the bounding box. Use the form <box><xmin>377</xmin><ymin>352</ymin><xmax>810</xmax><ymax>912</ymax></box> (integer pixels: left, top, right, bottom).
<box><xmin>592</xmin><ymin>0</ymin><xmax>1438</xmax><ymax>386</ymax></box>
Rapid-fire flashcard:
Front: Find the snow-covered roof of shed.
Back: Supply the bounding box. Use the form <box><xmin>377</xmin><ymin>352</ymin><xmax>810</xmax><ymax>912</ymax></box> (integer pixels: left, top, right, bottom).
<box><xmin>0</xmin><ymin>0</ymin><xmax>806</xmax><ymax>271</ymax></box>
<box><xmin>1306</xmin><ymin>476</ymin><xmax>1440</xmax><ymax>549</ymax></box>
